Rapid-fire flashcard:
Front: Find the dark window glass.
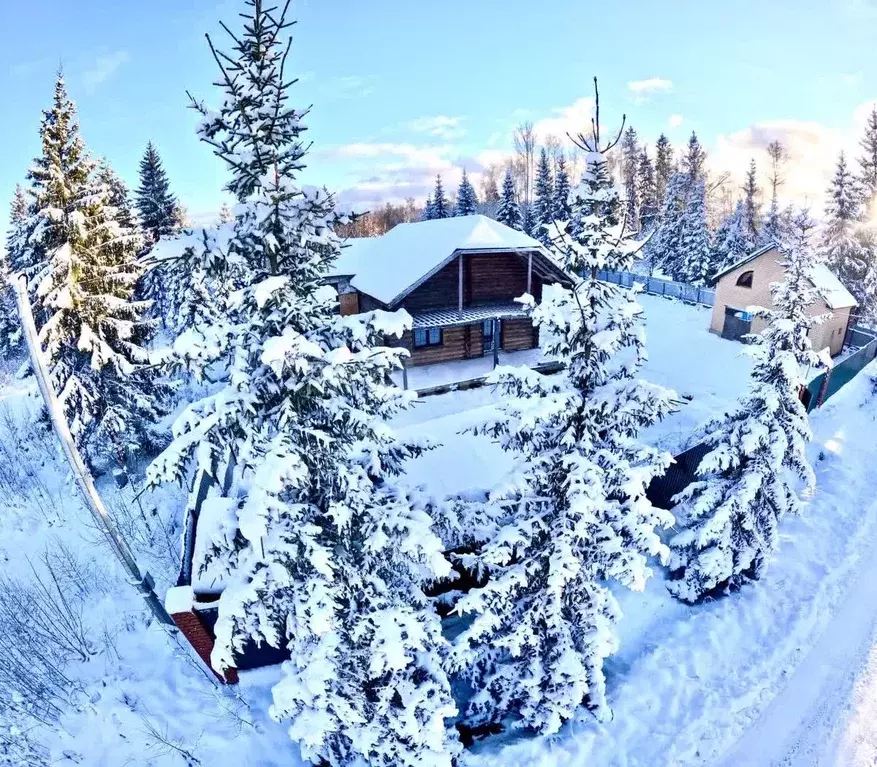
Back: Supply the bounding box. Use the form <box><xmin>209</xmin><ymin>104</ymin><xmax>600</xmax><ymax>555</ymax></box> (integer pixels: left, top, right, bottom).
<box><xmin>736</xmin><ymin>270</ymin><xmax>754</xmax><ymax>288</ymax></box>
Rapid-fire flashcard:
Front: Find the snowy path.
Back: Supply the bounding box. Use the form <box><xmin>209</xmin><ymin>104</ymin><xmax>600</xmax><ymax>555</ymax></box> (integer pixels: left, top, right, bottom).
<box><xmin>719</xmin><ymin>498</ymin><xmax>877</xmax><ymax>766</ymax></box>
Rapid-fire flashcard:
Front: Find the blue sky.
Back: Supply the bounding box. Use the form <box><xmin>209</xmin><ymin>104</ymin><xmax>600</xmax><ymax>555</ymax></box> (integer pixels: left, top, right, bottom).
<box><xmin>3</xmin><ymin>0</ymin><xmax>877</xmax><ymax>229</ymax></box>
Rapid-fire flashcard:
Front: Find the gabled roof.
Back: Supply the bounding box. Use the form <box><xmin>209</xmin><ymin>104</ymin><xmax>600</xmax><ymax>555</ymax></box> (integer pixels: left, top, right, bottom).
<box><xmin>711</xmin><ymin>243</ymin><xmax>777</xmax><ymax>282</ymax></box>
<box><xmin>331</xmin><ymin>214</ymin><xmax>570</xmax><ymax>306</ymax></box>
<box><xmin>713</xmin><ymin>242</ymin><xmax>857</xmax><ymax>310</ymax></box>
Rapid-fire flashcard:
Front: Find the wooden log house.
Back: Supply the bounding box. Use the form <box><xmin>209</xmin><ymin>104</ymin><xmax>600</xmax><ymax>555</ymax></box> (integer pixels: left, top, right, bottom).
<box><xmin>326</xmin><ymin>215</ymin><xmax>574</xmax><ymax>367</ymax></box>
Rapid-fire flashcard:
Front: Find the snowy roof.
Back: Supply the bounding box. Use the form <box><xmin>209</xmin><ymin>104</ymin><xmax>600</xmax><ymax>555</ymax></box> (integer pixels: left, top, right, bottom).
<box><xmin>713</xmin><ymin>242</ymin><xmax>857</xmax><ymax>310</ymax></box>
<box><xmin>331</xmin><ymin>215</ymin><xmax>568</xmax><ymax>306</ymax></box>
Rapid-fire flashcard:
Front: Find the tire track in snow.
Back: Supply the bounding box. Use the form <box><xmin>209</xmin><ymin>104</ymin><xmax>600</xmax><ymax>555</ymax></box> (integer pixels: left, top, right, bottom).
<box><xmin>719</xmin><ymin>499</ymin><xmax>877</xmax><ymax>767</ymax></box>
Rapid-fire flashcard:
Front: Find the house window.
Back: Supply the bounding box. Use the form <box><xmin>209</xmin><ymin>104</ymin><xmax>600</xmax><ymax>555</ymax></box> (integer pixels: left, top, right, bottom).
<box><xmin>414</xmin><ymin>327</ymin><xmax>442</xmax><ymax>348</ymax></box>
<box><xmin>482</xmin><ymin>319</ymin><xmax>495</xmax><ymax>353</ymax></box>
<box><xmin>736</xmin><ymin>270</ymin><xmax>754</xmax><ymax>288</ymax></box>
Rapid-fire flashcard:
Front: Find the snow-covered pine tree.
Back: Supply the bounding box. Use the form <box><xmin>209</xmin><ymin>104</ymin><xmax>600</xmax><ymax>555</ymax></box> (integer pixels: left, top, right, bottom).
<box><xmin>669</xmin><ymin>208</ymin><xmax>821</xmax><ymax>602</ymax></box>
<box><xmin>431</xmin><ymin>174</ymin><xmax>451</xmax><ymax>218</ymax></box>
<box><xmin>677</xmin><ymin>179</ymin><xmax>712</xmax><ymax>284</ymax></box>
<box><xmin>859</xmin><ymin>105</ymin><xmax>877</xmax><ymax>217</ymax></box>
<box><xmin>135</xmin><ymin>141</ymin><xmax>179</xmax><ymax>245</ymax></box>
<box><xmin>16</xmin><ymin>73</ymin><xmax>91</xmax><ymax>313</ymax></box>
<box><xmin>218</xmin><ymin>201</ymin><xmax>234</xmax><ymax>224</ymax></box>
<box><xmin>30</xmin><ymin>88</ymin><xmax>166</xmax><ymax>461</ymax></box>
<box><xmin>97</xmin><ymin>160</ymin><xmax>141</xmax><ymax>236</ymax></box>
<box><xmin>821</xmin><ymin>151</ymin><xmax>869</xmax><ymax>307</ymax></box>
<box><xmin>148</xmin><ymin>3</ymin><xmax>459</xmax><ymax>764</ymax></box>
<box><xmin>533</xmin><ymin>148</ymin><xmax>555</xmax><ymax>244</ymax></box>
<box><xmin>496</xmin><ymin>167</ymin><xmax>522</xmax><ymax>230</ymax></box>
<box><xmin>681</xmin><ymin>132</ymin><xmax>706</xmax><ymax>186</ymax></box>
<box><xmin>645</xmin><ymin>171</ymin><xmax>687</xmax><ymax>276</ymax></box>
<box><xmin>552</xmin><ymin>154</ymin><xmax>572</xmax><ymax>223</ymax></box>
<box><xmin>422</xmin><ymin>194</ymin><xmax>435</xmax><ymax>221</ymax></box>
<box><xmin>451</xmin><ymin>80</ymin><xmax>676</xmax><ymax>733</ymax></box>
<box><xmin>761</xmin><ymin>195</ymin><xmax>782</xmax><ymax>246</ymax></box>
<box><xmin>455</xmin><ymin>168</ymin><xmax>479</xmax><ymax>216</ymax></box>
<box><xmin>636</xmin><ymin>147</ymin><xmax>658</xmax><ymax>236</ymax></box>
<box><xmin>620</xmin><ymin>125</ymin><xmax>640</xmax><ymax>231</ymax></box>
<box><xmin>520</xmin><ymin>200</ymin><xmax>535</xmax><ymax>236</ymax></box>
<box><xmin>654</xmin><ymin>133</ymin><xmax>674</xmax><ymax>207</ymax></box>
<box><xmin>710</xmin><ymin>200</ymin><xmax>755</xmax><ymax>275</ymax></box>
<box><xmin>742</xmin><ymin>158</ymin><xmax>761</xmax><ymax>243</ymax></box>
<box><xmin>0</xmin><ymin>187</ymin><xmax>31</xmax><ymax>357</ymax></box>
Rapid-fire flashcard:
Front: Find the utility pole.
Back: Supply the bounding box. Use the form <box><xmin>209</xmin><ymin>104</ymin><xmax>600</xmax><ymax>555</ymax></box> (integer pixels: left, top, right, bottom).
<box><xmin>14</xmin><ymin>275</ymin><xmax>175</xmax><ymax>627</ymax></box>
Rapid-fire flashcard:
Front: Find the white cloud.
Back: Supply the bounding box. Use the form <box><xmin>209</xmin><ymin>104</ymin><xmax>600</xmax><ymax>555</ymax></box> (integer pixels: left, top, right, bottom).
<box><xmin>82</xmin><ymin>51</ymin><xmax>129</xmax><ymax>91</ymax></box>
<box><xmin>405</xmin><ymin>115</ymin><xmax>467</xmax><ymax>140</ymax></box>
<box><xmin>627</xmin><ymin>78</ymin><xmax>673</xmax><ymax>96</ymax></box>
<box><xmin>330</xmin><ymin>75</ymin><xmax>376</xmax><ymax>99</ymax></box>
<box><xmin>668</xmin><ymin>114</ymin><xmax>684</xmax><ymax>129</ymax></box>
<box><xmin>532</xmin><ymin>97</ymin><xmax>595</xmax><ymax>143</ymax></box>
<box><xmin>710</xmin><ymin>118</ymin><xmax>852</xmax><ymax>212</ymax></box>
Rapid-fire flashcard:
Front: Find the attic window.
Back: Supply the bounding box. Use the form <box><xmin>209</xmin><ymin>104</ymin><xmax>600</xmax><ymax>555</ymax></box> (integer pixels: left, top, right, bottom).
<box><xmin>736</xmin><ymin>270</ymin><xmax>754</xmax><ymax>288</ymax></box>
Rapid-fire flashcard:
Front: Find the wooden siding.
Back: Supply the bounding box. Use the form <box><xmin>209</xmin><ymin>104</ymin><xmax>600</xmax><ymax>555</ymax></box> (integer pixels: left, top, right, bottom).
<box><xmin>469</xmin><ymin>253</ymin><xmax>529</xmax><ymax>302</ymax></box>
<box><xmin>402</xmin><ymin>259</ymin><xmax>460</xmax><ymax>311</ymax></box>
<box><xmin>397</xmin><ymin>251</ymin><xmax>546</xmax><ymax>314</ymax></box>
<box><xmin>501</xmin><ymin>318</ymin><xmax>537</xmax><ymax>351</ymax></box>
<box><xmin>397</xmin><ymin>323</ymin><xmax>493</xmax><ymax>367</ymax></box>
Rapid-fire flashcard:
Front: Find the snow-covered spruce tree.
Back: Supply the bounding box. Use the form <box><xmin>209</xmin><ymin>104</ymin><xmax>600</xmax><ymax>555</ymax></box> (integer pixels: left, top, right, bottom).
<box><xmin>218</xmin><ymin>201</ymin><xmax>234</xmax><ymax>224</ymax></box>
<box><xmin>455</xmin><ymin>168</ymin><xmax>479</xmax><ymax>216</ymax></box>
<box><xmin>821</xmin><ymin>151</ymin><xmax>869</xmax><ymax>306</ymax></box>
<box><xmin>37</xmin><ymin>150</ymin><xmax>165</xmax><ymax>462</ymax></box>
<box><xmin>859</xmin><ymin>105</ymin><xmax>877</xmax><ymax>216</ymax></box>
<box><xmin>17</xmin><ymin>73</ymin><xmax>90</xmax><ymax>313</ymax></box>
<box><xmin>147</xmin><ymin>3</ymin><xmax>459</xmax><ymax>764</ymax></box>
<box><xmin>742</xmin><ymin>158</ymin><xmax>761</xmax><ymax>243</ymax></box>
<box><xmin>422</xmin><ymin>194</ymin><xmax>435</xmax><ymax>221</ymax></box>
<box><xmin>431</xmin><ymin>174</ymin><xmax>451</xmax><ymax>219</ymax></box>
<box><xmin>677</xmin><ymin>179</ymin><xmax>712</xmax><ymax>285</ymax></box>
<box><xmin>669</xmin><ymin>208</ymin><xmax>822</xmax><ymax>602</ymax></box>
<box><xmin>552</xmin><ymin>154</ymin><xmax>572</xmax><ymax>223</ymax></box>
<box><xmin>620</xmin><ymin>125</ymin><xmax>640</xmax><ymax>232</ymax></box>
<box><xmin>451</xmin><ymin>80</ymin><xmax>676</xmax><ymax>733</ymax></box>
<box><xmin>761</xmin><ymin>194</ymin><xmax>782</xmax><ymax>247</ymax></box>
<box><xmin>0</xmin><ymin>187</ymin><xmax>31</xmax><ymax>357</ymax></box>
<box><xmin>711</xmin><ymin>200</ymin><xmax>755</xmax><ymax>275</ymax></box>
<box><xmin>135</xmin><ymin>141</ymin><xmax>179</xmax><ymax>245</ymax></box>
<box><xmin>654</xmin><ymin>133</ymin><xmax>674</xmax><ymax>206</ymax></box>
<box><xmin>520</xmin><ymin>200</ymin><xmax>535</xmax><ymax>236</ymax></box>
<box><xmin>533</xmin><ymin>148</ymin><xmax>554</xmax><ymax>244</ymax></box>
<box><xmin>681</xmin><ymin>132</ymin><xmax>706</xmax><ymax>186</ymax></box>
<box><xmin>645</xmin><ymin>171</ymin><xmax>687</xmax><ymax>276</ymax></box>
<box><xmin>496</xmin><ymin>167</ymin><xmax>522</xmax><ymax>230</ymax></box>
<box><xmin>636</xmin><ymin>147</ymin><xmax>658</xmax><ymax>236</ymax></box>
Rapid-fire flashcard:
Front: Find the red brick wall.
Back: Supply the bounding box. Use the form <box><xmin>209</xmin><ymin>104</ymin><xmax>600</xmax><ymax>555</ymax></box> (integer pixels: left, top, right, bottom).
<box><xmin>170</xmin><ymin>609</ymin><xmax>238</xmax><ymax>684</ymax></box>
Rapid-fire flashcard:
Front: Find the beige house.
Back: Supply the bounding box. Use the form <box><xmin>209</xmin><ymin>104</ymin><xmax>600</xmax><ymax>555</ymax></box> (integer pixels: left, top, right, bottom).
<box><xmin>710</xmin><ymin>244</ymin><xmax>857</xmax><ymax>357</ymax></box>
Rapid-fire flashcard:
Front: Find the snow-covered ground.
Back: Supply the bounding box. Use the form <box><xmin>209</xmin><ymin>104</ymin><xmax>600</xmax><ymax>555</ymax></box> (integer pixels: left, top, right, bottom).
<box><xmin>0</xmin><ymin>381</ymin><xmax>300</xmax><ymax>766</ymax></box>
<box><xmin>7</xmin><ymin>296</ymin><xmax>877</xmax><ymax>766</ymax></box>
<box><xmin>395</xmin><ymin>294</ymin><xmax>753</xmax><ymax>499</ymax></box>
<box><xmin>460</xmin><ymin>361</ymin><xmax>877</xmax><ymax>767</ymax></box>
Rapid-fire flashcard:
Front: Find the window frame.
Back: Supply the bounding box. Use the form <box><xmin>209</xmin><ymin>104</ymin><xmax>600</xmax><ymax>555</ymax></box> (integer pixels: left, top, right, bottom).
<box><xmin>736</xmin><ymin>270</ymin><xmax>754</xmax><ymax>288</ymax></box>
<box><xmin>413</xmin><ymin>326</ymin><xmax>443</xmax><ymax>349</ymax></box>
